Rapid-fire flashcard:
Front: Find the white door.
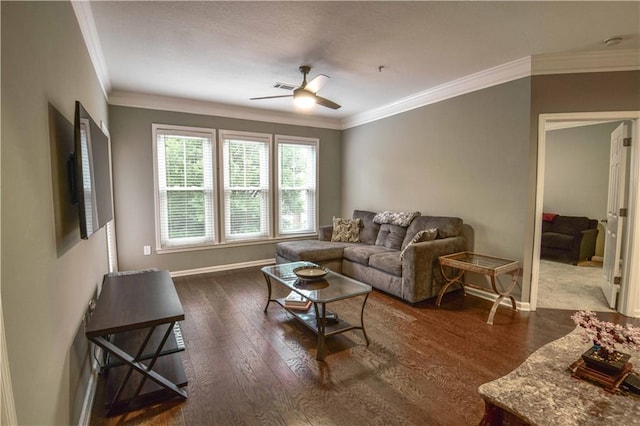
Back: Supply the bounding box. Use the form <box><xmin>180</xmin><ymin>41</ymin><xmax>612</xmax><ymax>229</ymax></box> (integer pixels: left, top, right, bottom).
<box><xmin>602</xmin><ymin>122</ymin><xmax>629</xmax><ymax>309</ymax></box>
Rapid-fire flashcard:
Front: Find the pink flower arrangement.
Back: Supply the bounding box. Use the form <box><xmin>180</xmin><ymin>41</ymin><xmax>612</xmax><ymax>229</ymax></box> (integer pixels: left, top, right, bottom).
<box><xmin>571</xmin><ymin>310</ymin><xmax>640</xmax><ymax>357</ymax></box>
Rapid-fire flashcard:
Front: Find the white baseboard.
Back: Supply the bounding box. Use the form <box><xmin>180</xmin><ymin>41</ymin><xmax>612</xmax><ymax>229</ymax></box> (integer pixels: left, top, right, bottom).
<box><xmin>170</xmin><ymin>258</ymin><xmax>276</xmax><ymax>278</ymax></box>
<box><xmin>465</xmin><ymin>287</ymin><xmax>531</xmax><ymax>311</ymax></box>
<box><xmin>78</xmin><ymin>348</ymin><xmax>102</xmax><ymax>426</ymax></box>
<box><xmin>591</xmin><ymin>256</ymin><xmax>604</xmax><ymax>262</ymax></box>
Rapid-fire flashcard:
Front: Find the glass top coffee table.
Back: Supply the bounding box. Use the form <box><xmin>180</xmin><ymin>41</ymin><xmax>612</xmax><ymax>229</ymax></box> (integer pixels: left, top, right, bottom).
<box><xmin>261</xmin><ymin>262</ymin><xmax>372</xmax><ymax>361</ymax></box>
<box><xmin>436</xmin><ymin>251</ymin><xmax>520</xmax><ymax>325</ymax></box>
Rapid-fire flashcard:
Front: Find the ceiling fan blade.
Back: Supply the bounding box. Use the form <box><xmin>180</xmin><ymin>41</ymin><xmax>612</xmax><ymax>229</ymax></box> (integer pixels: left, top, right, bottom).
<box><xmin>305</xmin><ymin>74</ymin><xmax>329</xmax><ymax>93</ymax></box>
<box><xmin>249</xmin><ymin>95</ymin><xmax>294</xmax><ymax>100</ymax></box>
<box><xmin>313</xmin><ymin>94</ymin><xmax>341</xmax><ymax>110</ymax></box>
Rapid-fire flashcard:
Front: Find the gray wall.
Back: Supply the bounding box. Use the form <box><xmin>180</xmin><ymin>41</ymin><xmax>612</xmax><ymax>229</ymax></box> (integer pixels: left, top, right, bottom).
<box><xmin>1</xmin><ymin>2</ymin><xmax>109</xmax><ymax>425</ymax></box>
<box><xmin>108</xmin><ymin>105</ymin><xmax>342</xmax><ymax>272</ymax></box>
<box><xmin>544</xmin><ymin>122</ymin><xmax>621</xmax><ymax>221</ymax></box>
<box><xmin>343</xmin><ymin>78</ymin><xmax>532</xmax><ymax>295</ymax></box>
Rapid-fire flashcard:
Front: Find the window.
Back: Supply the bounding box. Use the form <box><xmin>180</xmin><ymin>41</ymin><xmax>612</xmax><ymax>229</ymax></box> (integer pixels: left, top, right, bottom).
<box><xmin>220</xmin><ymin>131</ymin><xmax>271</xmax><ymax>241</ymax></box>
<box><xmin>276</xmin><ymin>136</ymin><xmax>318</xmax><ymax>236</ymax></box>
<box><xmin>153</xmin><ymin>125</ymin><xmax>318</xmax><ymax>250</ymax></box>
<box><xmin>153</xmin><ymin>125</ymin><xmax>215</xmax><ymax>248</ymax></box>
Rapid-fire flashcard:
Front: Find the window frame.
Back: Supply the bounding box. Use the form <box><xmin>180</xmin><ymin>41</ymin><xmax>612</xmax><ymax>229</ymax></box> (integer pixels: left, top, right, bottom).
<box><xmin>219</xmin><ymin>130</ymin><xmax>273</xmax><ymax>243</ymax></box>
<box><xmin>152</xmin><ymin>124</ymin><xmax>217</xmax><ymax>250</ymax></box>
<box><xmin>152</xmin><ymin>125</ymin><xmax>320</xmax><ymax>252</ymax></box>
<box><xmin>274</xmin><ymin>135</ymin><xmax>319</xmax><ymax>238</ymax></box>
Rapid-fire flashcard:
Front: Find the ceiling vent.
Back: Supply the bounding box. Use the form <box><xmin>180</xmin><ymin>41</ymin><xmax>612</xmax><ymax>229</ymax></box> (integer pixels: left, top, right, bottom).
<box><xmin>274</xmin><ymin>82</ymin><xmax>297</xmax><ymax>91</ymax></box>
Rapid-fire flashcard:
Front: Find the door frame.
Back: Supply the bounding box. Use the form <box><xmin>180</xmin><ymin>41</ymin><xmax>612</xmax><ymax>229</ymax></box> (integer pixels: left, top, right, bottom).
<box><xmin>531</xmin><ymin>111</ymin><xmax>640</xmax><ymax>317</ymax></box>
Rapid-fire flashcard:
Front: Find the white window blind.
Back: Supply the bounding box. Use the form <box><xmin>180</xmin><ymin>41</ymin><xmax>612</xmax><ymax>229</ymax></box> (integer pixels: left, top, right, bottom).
<box><xmin>155</xmin><ymin>126</ymin><xmax>215</xmax><ymax>248</ymax></box>
<box><xmin>221</xmin><ymin>131</ymin><xmax>271</xmax><ymax>241</ymax></box>
<box><xmin>276</xmin><ymin>136</ymin><xmax>318</xmax><ymax>235</ymax></box>
<box><xmin>106</xmin><ymin>221</ymin><xmax>118</xmax><ymax>272</ymax></box>
<box><xmin>79</xmin><ymin>119</ymin><xmax>98</xmax><ymax>233</ymax></box>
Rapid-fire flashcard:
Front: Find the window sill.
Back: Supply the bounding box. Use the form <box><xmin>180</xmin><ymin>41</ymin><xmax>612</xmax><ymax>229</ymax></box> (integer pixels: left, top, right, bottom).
<box><xmin>156</xmin><ymin>233</ymin><xmax>317</xmax><ymax>255</ymax></box>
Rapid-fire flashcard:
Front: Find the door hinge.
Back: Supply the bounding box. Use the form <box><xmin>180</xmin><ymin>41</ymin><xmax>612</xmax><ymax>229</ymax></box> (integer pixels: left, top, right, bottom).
<box><xmin>620</xmin><ymin>208</ymin><xmax>628</xmax><ymax>217</ymax></box>
<box><xmin>614</xmin><ymin>276</ymin><xmax>622</xmax><ymax>285</ymax></box>
<box><xmin>623</xmin><ymin>137</ymin><xmax>632</xmax><ymax>147</ymax></box>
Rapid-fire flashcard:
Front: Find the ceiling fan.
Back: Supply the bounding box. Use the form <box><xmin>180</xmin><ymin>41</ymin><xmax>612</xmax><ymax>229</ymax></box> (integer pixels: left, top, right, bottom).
<box><xmin>250</xmin><ymin>65</ymin><xmax>341</xmax><ymax>110</ymax></box>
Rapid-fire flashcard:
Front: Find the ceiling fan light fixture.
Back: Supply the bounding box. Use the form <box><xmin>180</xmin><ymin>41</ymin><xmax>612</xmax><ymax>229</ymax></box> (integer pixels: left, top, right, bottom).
<box><xmin>251</xmin><ymin>65</ymin><xmax>339</xmax><ymax>110</ymax></box>
<box><xmin>293</xmin><ymin>89</ymin><xmax>315</xmax><ymax>109</ymax></box>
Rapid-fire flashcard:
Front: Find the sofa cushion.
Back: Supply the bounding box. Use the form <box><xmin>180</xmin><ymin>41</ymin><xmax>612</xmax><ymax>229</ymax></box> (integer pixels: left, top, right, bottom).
<box><xmin>369</xmin><ymin>252</ymin><xmax>402</xmax><ymax>277</ymax></box>
<box><xmin>353</xmin><ymin>210</ymin><xmax>380</xmax><ymax>245</ymax></box>
<box><xmin>276</xmin><ymin>240</ymin><xmax>352</xmax><ymax>262</ymax></box>
<box><xmin>402</xmin><ymin>216</ymin><xmax>463</xmax><ymax>249</ymax></box>
<box><xmin>331</xmin><ymin>217</ymin><xmax>361</xmax><ymax>242</ymax></box>
<box><xmin>541</xmin><ymin>232</ymin><xmax>575</xmax><ymax>250</ymax></box>
<box><xmin>343</xmin><ymin>244</ymin><xmax>395</xmax><ymax>266</ymax></box>
<box><xmin>547</xmin><ymin>216</ymin><xmax>590</xmax><ymax>235</ymax></box>
<box><xmin>373</xmin><ymin>211</ymin><xmax>420</xmax><ymax>227</ymax></box>
<box><xmin>375</xmin><ymin>224</ymin><xmax>408</xmax><ymax>250</ymax></box>
<box><xmin>399</xmin><ymin>228</ymin><xmax>437</xmax><ymax>261</ymax></box>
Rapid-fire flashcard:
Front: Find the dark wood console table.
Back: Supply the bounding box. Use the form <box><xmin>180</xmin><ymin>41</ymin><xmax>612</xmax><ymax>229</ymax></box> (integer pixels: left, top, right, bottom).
<box><xmin>85</xmin><ymin>269</ymin><xmax>187</xmax><ymax>414</ymax></box>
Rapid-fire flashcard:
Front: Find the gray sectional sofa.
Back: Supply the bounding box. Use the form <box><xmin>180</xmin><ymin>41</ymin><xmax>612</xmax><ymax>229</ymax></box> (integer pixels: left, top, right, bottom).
<box><xmin>275</xmin><ymin>210</ymin><xmax>466</xmax><ymax>303</ymax></box>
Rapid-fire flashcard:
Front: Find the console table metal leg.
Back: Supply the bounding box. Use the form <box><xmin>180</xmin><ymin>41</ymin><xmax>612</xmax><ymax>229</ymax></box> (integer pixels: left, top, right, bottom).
<box><xmin>91</xmin><ymin>336</ymin><xmax>187</xmax><ymax>412</ymax></box>
<box><xmin>131</xmin><ymin>322</ymin><xmax>176</xmax><ymax>400</ymax></box>
<box><xmin>108</xmin><ymin>326</ymin><xmax>156</xmax><ymax>411</ymax></box>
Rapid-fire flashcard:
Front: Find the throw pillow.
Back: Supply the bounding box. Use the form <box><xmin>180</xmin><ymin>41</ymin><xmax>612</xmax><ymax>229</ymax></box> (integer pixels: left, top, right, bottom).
<box><xmin>352</xmin><ymin>210</ymin><xmax>380</xmax><ymax>245</ymax></box>
<box><xmin>399</xmin><ymin>228</ymin><xmax>437</xmax><ymax>261</ymax></box>
<box><xmin>375</xmin><ymin>224</ymin><xmax>408</xmax><ymax>250</ymax></box>
<box><xmin>331</xmin><ymin>217</ymin><xmax>361</xmax><ymax>242</ymax></box>
<box><xmin>373</xmin><ymin>211</ymin><xmax>421</xmax><ymax>227</ymax></box>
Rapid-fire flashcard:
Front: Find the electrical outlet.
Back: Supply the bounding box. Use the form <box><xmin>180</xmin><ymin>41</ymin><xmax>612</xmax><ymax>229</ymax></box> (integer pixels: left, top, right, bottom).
<box><xmin>143</xmin><ymin>245</ymin><xmax>151</xmax><ymax>256</ymax></box>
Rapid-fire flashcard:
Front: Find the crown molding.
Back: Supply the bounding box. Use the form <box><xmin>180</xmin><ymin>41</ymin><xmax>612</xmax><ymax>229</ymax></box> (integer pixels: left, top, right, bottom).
<box><xmin>341</xmin><ymin>56</ymin><xmax>532</xmax><ymax>129</ymax></box>
<box><xmin>71</xmin><ymin>1</ymin><xmax>111</xmax><ymax>96</ymax></box>
<box><xmin>108</xmin><ymin>91</ymin><xmax>343</xmax><ymax>130</ymax></box>
<box><xmin>532</xmin><ymin>49</ymin><xmax>640</xmax><ymax>76</ymax></box>
<box><xmin>342</xmin><ymin>49</ymin><xmax>639</xmax><ymax>129</ymax></box>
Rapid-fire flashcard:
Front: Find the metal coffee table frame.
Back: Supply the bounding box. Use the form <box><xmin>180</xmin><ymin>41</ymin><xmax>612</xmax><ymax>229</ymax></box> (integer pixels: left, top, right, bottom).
<box><xmin>262</xmin><ymin>262</ymin><xmax>371</xmax><ymax>361</ymax></box>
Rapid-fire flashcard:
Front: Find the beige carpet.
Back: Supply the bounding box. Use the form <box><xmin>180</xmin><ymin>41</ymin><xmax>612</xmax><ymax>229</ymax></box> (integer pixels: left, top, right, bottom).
<box><xmin>536</xmin><ymin>259</ymin><xmax>614</xmax><ymax>312</ymax></box>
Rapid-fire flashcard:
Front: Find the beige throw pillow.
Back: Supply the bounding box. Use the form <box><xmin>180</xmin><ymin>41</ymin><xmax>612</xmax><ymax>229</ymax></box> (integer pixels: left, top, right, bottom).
<box><xmin>331</xmin><ymin>217</ymin><xmax>361</xmax><ymax>242</ymax></box>
<box><xmin>399</xmin><ymin>228</ymin><xmax>437</xmax><ymax>261</ymax></box>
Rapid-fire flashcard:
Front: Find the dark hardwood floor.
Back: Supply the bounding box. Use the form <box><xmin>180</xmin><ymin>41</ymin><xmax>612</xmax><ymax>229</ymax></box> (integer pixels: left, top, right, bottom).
<box><xmin>90</xmin><ymin>266</ymin><xmax>637</xmax><ymax>425</ymax></box>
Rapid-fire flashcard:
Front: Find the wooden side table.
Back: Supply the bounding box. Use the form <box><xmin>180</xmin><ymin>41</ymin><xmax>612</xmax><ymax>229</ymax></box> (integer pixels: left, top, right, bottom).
<box><xmin>436</xmin><ymin>251</ymin><xmax>520</xmax><ymax>325</ymax></box>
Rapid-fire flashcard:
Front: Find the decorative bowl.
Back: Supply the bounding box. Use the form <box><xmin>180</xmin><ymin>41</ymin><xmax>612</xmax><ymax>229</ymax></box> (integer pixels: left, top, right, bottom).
<box><xmin>293</xmin><ymin>265</ymin><xmax>329</xmax><ymax>281</ymax></box>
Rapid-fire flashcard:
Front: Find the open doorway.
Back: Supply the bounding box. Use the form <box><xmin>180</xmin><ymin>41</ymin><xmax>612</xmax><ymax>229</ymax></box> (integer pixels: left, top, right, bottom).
<box><xmin>537</xmin><ymin>121</ymin><xmax>622</xmax><ymax>312</ymax></box>
<box><xmin>531</xmin><ymin>111</ymin><xmax>640</xmax><ymax>317</ymax></box>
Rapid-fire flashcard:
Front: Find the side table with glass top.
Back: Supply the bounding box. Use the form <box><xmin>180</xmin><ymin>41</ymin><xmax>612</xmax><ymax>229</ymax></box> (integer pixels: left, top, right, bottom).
<box><xmin>261</xmin><ymin>262</ymin><xmax>372</xmax><ymax>361</ymax></box>
<box><xmin>436</xmin><ymin>251</ymin><xmax>520</xmax><ymax>325</ymax></box>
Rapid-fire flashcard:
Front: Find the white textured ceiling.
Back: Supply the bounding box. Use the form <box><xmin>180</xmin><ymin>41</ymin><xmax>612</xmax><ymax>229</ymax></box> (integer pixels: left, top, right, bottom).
<box><xmin>89</xmin><ymin>1</ymin><xmax>640</xmax><ymax>121</ymax></box>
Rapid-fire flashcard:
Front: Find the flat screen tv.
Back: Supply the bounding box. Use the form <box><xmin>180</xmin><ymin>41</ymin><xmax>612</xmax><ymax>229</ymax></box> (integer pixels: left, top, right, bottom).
<box><xmin>72</xmin><ymin>101</ymin><xmax>113</xmax><ymax>239</ymax></box>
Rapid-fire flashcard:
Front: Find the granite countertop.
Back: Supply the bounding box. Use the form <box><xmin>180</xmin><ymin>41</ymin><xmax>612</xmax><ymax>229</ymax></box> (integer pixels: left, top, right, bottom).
<box><xmin>478</xmin><ymin>327</ymin><xmax>640</xmax><ymax>425</ymax></box>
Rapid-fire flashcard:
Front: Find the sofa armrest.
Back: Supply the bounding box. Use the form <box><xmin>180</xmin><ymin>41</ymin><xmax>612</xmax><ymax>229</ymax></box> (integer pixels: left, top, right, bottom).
<box><xmin>400</xmin><ymin>236</ymin><xmax>466</xmax><ymax>303</ymax></box>
<box><xmin>578</xmin><ymin>228</ymin><xmax>598</xmax><ymax>262</ymax></box>
<box><xmin>318</xmin><ymin>225</ymin><xmax>333</xmax><ymax>241</ymax></box>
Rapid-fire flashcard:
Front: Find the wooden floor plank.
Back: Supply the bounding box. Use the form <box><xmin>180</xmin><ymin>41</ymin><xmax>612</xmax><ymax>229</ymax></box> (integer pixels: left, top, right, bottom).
<box><xmin>90</xmin><ymin>265</ymin><xmax>639</xmax><ymax>425</ymax></box>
